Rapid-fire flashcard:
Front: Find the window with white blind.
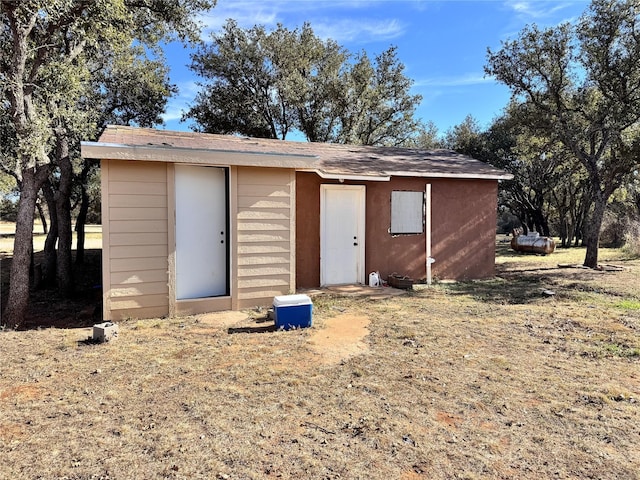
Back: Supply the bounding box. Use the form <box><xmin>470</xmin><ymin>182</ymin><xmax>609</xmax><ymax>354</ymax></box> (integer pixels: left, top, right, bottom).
<box><xmin>390</xmin><ymin>191</ymin><xmax>424</xmax><ymax>234</ymax></box>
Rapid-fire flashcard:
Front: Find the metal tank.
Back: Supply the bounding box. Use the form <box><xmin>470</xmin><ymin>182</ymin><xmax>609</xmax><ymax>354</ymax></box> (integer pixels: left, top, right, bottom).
<box><xmin>510</xmin><ymin>232</ymin><xmax>556</xmax><ymax>255</ymax></box>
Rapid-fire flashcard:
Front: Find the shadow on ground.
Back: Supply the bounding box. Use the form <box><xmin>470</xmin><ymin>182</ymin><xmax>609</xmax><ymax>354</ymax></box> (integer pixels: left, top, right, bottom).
<box><xmin>443</xmin><ymin>278</ymin><xmax>546</xmax><ymax>305</ymax></box>
<box><xmin>228</xmin><ymin>314</ymin><xmax>277</xmax><ymax>334</ymax></box>
<box><xmin>1</xmin><ymin>249</ymin><xmax>103</xmax><ymax>330</ymax></box>
<box><xmin>441</xmin><ymin>264</ymin><xmax>565</xmax><ymax>305</ymax></box>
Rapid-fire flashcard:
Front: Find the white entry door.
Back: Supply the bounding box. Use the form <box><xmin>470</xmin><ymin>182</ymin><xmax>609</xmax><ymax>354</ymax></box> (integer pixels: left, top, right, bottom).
<box><xmin>321</xmin><ymin>185</ymin><xmax>365</xmax><ymax>285</ymax></box>
<box><xmin>175</xmin><ymin>165</ymin><xmax>228</xmax><ymax>299</ymax></box>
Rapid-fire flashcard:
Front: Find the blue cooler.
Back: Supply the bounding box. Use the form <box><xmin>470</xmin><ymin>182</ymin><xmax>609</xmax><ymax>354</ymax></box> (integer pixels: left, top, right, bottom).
<box><xmin>273</xmin><ymin>294</ymin><xmax>313</xmax><ymax>330</ymax></box>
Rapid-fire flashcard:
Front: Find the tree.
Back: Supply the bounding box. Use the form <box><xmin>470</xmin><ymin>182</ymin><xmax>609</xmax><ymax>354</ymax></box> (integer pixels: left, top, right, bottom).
<box><xmin>187</xmin><ymin>20</ymin><xmax>288</xmax><ymax>139</ymax></box>
<box><xmin>484</xmin><ymin>105</ymin><xmax>598</xmax><ymax>246</ymax></box>
<box><xmin>403</xmin><ymin>120</ymin><xmax>444</xmax><ymax>149</ymax></box>
<box><xmin>337</xmin><ymin>47</ymin><xmax>422</xmax><ymax>146</ymax></box>
<box><xmin>444</xmin><ymin>115</ymin><xmax>486</xmax><ymax>159</ymax></box>
<box><xmin>483</xmin><ymin>115</ymin><xmax>548</xmax><ymax>236</ymax></box>
<box><xmin>485</xmin><ymin>0</ymin><xmax>640</xmax><ymax>268</ymax></box>
<box><xmin>185</xmin><ymin>20</ymin><xmax>422</xmax><ymax>146</ymax></box>
<box><xmin>72</xmin><ymin>46</ymin><xmax>178</xmax><ymax>268</ymax></box>
<box><xmin>548</xmin><ymin>155</ymin><xmax>592</xmax><ymax>247</ymax></box>
<box><xmin>1</xmin><ymin>0</ymin><xmax>215</xmax><ymax>329</ymax></box>
<box><xmin>267</xmin><ymin>23</ymin><xmax>347</xmax><ymax>143</ymax></box>
<box><xmin>0</xmin><ymin>169</ymin><xmax>18</xmax><ymax>221</ymax></box>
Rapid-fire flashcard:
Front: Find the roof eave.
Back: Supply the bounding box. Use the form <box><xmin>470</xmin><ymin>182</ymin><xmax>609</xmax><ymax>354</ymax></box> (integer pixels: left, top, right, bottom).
<box><xmin>80</xmin><ymin>141</ymin><xmax>319</xmax><ymax>169</ymax></box>
<box><xmin>298</xmin><ymin>167</ymin><xmax>512</xmax><ymax>181</ymax></box>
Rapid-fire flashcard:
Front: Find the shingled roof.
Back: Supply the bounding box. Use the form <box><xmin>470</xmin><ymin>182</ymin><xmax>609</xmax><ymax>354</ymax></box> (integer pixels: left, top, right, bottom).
<box><xmin>82</xmin><ymin>125</ymin><xmax>512</xmax><ymax>181</ymax></box>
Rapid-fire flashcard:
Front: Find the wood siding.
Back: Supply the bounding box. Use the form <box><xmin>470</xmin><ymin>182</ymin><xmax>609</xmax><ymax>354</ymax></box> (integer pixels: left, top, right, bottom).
<box><xmin>236</xmin><ymin>167</ymin><xmax>295</xmax><ymax>308</ymax></box>
<box><xmin>102</xmin><ymin>160</ymin><xmax>169</xmax><ymax>320</ymax></box>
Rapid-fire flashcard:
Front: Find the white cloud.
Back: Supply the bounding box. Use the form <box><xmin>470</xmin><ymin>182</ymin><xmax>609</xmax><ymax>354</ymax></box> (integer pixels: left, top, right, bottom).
<box><xmin>509</xmin><ymin>1</ymin><xmax>540</xmax><ymax>17</ymax></box>
<box><xmin>198</xmin><ymin>6</ymin><xmax>278</xmax><ymax>35</ymax></box>
<box><xmin>496</xmin><ymin>1</ymin><xmax>587</xmax><ymax>42</ymax></box>
<box><xmin>414</xmin><ymin>73</ymin><xmax>492</xmax><ymax>88</ymax></box>
<box><xmin>313</xmin><ymin>18</ymin><xmax>406</xmax><ymax>43</ymax></box>
<box><xmin>197</xmin><ymin>0</ymin><xmax>407</xmax><ymax>44</ymax></box>
<box><xmin>505</xmin><ymin>0</ymin><xmax>583</xmax><ymax>21</ymax></box>
<box><xmin>161</xmin><ymin>80</ymin><xmax>200</xmax><ymax>124</ymax></box>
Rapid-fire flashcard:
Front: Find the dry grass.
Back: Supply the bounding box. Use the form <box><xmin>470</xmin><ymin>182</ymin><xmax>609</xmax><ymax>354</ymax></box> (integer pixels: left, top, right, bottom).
<box><xmin>1</xmin><ymin>242</ymin><xmax>639</xmax><ymax>479</ymax></box>
<box><xmin>0</xmin><ymin>223</ymin><xmax>102</xmax><ymax>254</ymax></box>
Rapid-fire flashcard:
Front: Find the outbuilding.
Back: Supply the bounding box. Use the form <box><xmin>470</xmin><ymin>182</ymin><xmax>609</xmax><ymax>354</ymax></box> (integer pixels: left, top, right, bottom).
<box><xmin>82</xmin><ymin>126</ymin><xmax>512</xmax><ymax>321</ymax></box>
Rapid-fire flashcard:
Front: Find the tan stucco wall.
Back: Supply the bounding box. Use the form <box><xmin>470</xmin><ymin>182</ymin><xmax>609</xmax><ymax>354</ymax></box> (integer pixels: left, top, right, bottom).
<box><xmin>102</xmin><ymin>161</ymin><xmax>297</xmax><ymax>320</ymax></box>
<box><xmin>101</xmin><ymin>160</ymin><xmax>170</xmax><ymax>321</ymax></box>
<box><xmin>295</xmin><ymin>172</ymin><xmax>498</xmax><ymax>288</ymax></box>
<box><xmin>235</xmin><ymin>167</ymin><xmax>296</xmax><ymax>309</ymax></box>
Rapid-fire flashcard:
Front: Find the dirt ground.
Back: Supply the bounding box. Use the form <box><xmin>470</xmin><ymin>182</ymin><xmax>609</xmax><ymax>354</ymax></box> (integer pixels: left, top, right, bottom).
<box><xmin>1</xmin><ymin>240</ymin><xmax>639</xmax><ymax>479</ymax></box>
<box><xmin>308</xmin><ymin>314</ymin><xmax>371</xmax><ymax>365</ymax></box>
<box><xmin>199</xmin><ymin>301</ymin><xmax>379</xmax><ymax>366</ymax></box>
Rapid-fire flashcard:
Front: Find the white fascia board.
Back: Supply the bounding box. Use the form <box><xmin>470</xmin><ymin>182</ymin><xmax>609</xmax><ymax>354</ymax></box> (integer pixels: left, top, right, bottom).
<box><xmin>80</xmin><ymin>141</ymin><xmax>319</xmax><ymax>169</ymax></box>
<box><xmin>388</xmin><ymin>170</ymin><xmax>514</xmax><ymax>181</ymax></box>
<box><xmin>298</xmin><ymin>168</ymin><xmax>512</xmax><ymax>182</ymax></box>
<box><xmin>302</xmin><ymin>169</ymin><xmax>390</xmax><ymax>182</ymax></box>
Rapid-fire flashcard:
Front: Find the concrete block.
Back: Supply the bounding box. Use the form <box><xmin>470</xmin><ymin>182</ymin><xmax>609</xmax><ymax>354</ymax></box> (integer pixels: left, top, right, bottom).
<box><xmin>92</xmin><ymin>322</ymin><xmax>119</xmax><ymax>343</ymax></box>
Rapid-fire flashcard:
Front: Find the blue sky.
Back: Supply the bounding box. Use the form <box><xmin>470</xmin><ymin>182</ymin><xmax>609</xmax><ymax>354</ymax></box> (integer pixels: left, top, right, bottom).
<box><xmin>161</xmin><ymin>0</ymin><xmax>590</xmax><ymax>139</ymax></box>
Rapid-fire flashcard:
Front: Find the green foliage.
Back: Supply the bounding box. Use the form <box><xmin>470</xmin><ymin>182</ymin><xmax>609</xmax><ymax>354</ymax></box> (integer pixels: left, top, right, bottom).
<box><xmin>0</xmin><ymin>168</ymin><xmax>18</xmax><ymax>221</ymax></box>
<box><xmin>443</xmin><ymin>115</ymin><xmax>485</xmax><ymax>158</ymax></box>
<box><xmin>88</xmin><ymin>45</ymin><xmax>178</xmax><ymax>130</ymax></box>
<box><xmin>1</xmin><ymin>0</ymin><xmax>215</xmax><ymax>178</ymax></box>
<box><xmin>186</xmin><ymin>20</ymin><xmax>422</xmax><ymax>146</ymax></box>
<box><xmin>597</xmin><ymin>343</ymin><xmax>640</xmax><ymax>358</ymax></box>
<box><xmin>484</xmin><ymin>107</ymin><xmax>594</xmax><ymax>241</ymax></box>
<box><xmin>0</xmin><ymin>170</ymin><xmax>16</xmax><ymax>196</ymax></box>
<box><xmin>340</xmin><ymin>47</ymin><xmax>422</xmax><ymax>146</ymax></box>
<box><xmin>268</xmin><ymin>22</ymin><xmax>348</xmax><ymax>143</ymax></box>
<box><xmin>0</xmin><ymin>198</ymin><xmax>18</xmax><ymax>221</ymax></box>
<box><xmin>82</xmin><ymin>163</ymin><xmax>102</xmax><ymax>224</ymax></box>
<box><xmin>404</xmin><ymin>121</ymin><xmax>444</xmax><ymax>149</ymax></box>
<box><xmin>187</xmin><ymin>20</ymin><xmax>289</xmax><ymax>139</ymax></box>
<box><xmin>615</xmin><ymin>299</ymin><xmax>640</xmax><ymax>311</ymax></box>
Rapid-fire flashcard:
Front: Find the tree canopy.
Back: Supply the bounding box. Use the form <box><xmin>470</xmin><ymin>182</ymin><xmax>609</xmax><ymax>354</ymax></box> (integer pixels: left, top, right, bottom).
<box><xmin>485</xmin><ymin>0</ymin><xmax>640</xmax><ymax>268</ymax></box>
<box><xmin>185</xmin><ymin>20</ymin><xmax>422</xmax><ymax>146</ymax></box>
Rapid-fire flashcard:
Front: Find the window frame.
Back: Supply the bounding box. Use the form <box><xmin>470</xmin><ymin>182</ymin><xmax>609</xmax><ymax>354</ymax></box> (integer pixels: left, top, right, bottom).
<box><xmin>390</xmin><ymin>190</ymin><xmax>425</xmax><ymax>235</ymax></box>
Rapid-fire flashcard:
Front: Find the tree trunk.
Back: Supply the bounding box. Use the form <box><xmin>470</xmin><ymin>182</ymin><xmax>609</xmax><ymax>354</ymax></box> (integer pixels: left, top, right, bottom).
<box><xmin>36</xmin><ymin>200</ymin><xmax>48</xmax><ymax>234</ymax></box>
<box><xmin>583</xmin><ymin>194</ymin><xmax>606</xmax><ymax>268</ymax></box>
<box><xmin>54</xmin><ymin>130</ymin><xmax>74</xmax><ymax>297</ymax></box>
<box><xmin>75</xmin><ymin>161</ymin><xmax>92</xmax><ymax>265</ymax></box>
<box><xmin>567</xmin><ymin>222</ymin><xmax>576</xmax><ymax>248</ymax></box>
<box><xmin>559</xmin><ymin>217</ymin><xmax>568</xmax><ymax>247</ymax></box>
<box><xmin>3</xmin><ymin>170</ymin><xmax>43</xmax><ymax>328</ymax></box>
<box><xmin>2</xmin><ymin>4</ymin><xmax>53</xmax><ymax>328</ymax></box>
<box><xmin>41</xmin><ymin>180</ymin><xmax>59</xmax><ymax>287</ymax></box>
<box><xmin>75</xmin><ymin>191</ymin><xmax>88</xmax><ymax>265</ymax></box>
<box><xmin>538</xmin><ymin>212</ymin><xmax>550</xmax><ymax>237</ymax></box>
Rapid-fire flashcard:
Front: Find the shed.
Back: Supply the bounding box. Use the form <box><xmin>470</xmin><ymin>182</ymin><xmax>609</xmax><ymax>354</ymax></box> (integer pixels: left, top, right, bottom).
<box><xmin>81</xmin><ymin>126</ymin><xmax>512</xmax><ymax>321</ymax></box>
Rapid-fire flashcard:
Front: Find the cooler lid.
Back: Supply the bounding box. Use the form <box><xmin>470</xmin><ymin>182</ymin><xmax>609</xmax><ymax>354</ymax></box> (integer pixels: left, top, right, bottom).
<box><xmin>273</xmin><ymin>294</ymin><xmax>312</xmax><ymax>307</ymax></box>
